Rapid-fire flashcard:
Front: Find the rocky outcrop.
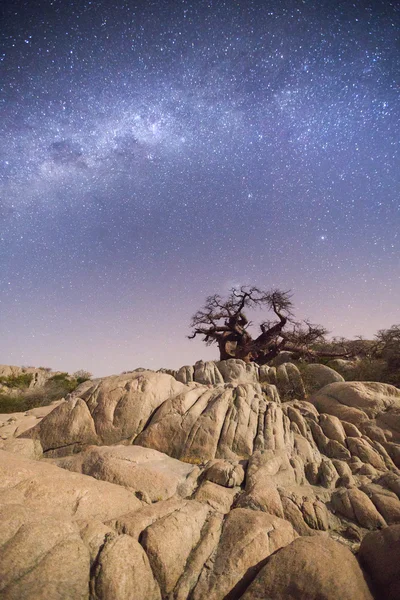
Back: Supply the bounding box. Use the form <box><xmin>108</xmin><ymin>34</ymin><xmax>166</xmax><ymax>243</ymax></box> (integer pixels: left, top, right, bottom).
<box><xmin>310</xmin><ymin>381</ymin><xmax>400</xmax><ymax>443</ymax></box>
<box><xmin>0</xmin><ymin>361</ymin><xmax>399</xmax><ymax>599</ymax></box>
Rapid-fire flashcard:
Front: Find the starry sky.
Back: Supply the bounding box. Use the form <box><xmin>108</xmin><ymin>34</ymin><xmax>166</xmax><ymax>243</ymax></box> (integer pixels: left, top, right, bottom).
<box><xmin>0</xmin><ymin>0</ymin><xmax>399</xmax><ymax>376</ymax></box>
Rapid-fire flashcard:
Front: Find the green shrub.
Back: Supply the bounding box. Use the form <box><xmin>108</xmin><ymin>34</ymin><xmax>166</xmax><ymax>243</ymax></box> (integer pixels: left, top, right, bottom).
<box><xmin>0</xmin><ymin>393</ymin><xmax>26</xmax><ymax>413</ymax></box>
<box><xmin>0</xmin><ymin>373</ymin><xmax>33</xmax><ymax>389</ymax></box>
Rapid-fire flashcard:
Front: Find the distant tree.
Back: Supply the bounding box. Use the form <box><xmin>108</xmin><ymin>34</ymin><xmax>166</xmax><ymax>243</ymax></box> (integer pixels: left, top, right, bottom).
<box><xmin>374</xmin><ymin>325</ymin><xmax>400</xmax><ymax>371</ymax></box>
<box><xmin>188</xmin><ymin>286</ymin><xmax>341</xmax><ymax>365</ymax></box>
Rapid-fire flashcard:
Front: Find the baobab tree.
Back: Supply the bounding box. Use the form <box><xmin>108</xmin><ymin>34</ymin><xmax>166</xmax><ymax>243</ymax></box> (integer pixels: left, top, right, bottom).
<box><xmin>188</xmin><ymin>286</ymin><xmax>339</xmax><ymax>365</ymax></box>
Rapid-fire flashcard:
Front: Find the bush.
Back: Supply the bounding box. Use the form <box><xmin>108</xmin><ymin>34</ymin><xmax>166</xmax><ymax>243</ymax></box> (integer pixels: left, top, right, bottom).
<box><xmin>0</xmin><ymin>393</ymin><xmax>26</xmax><ymax>413</ymax></box>
<box><xmin>72</xmin><ymin>370</ymin><xmax>92</xmax><ymax>384</ymax></box>
<box><xmin>46</xmin><ymin>373</ymin><xmax>79</xmax><ymax>395</ymax></box>
<box><xmin>0</xmin><ymin>372</ymin><xmax>83</xmax><ymax>414</ymax></box>
<box><xmin>0</xmin><ymin>373</ymin><xmax>33</xmax><ymax>388</ymax></box>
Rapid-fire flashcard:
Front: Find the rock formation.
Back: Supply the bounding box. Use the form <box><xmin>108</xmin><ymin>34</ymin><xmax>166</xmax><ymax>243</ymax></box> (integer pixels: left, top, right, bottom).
<box><xmin>1</xmin><ymin>359</ymin><xmax>399</xmax><ymax>599</ymax></box>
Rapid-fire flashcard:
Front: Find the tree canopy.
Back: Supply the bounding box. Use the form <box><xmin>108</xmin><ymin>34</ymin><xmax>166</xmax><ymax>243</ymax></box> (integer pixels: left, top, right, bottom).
<box><xmin>188</xmin><ymin>286</ymin><xmax>331</xmax><ymax>365</ymax></box>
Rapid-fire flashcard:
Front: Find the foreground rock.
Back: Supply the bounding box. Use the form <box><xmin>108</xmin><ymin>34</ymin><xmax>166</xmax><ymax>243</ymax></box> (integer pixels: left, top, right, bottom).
<box><xmin>358</xmin><ymin>525</ymin><xmax>400</xmax><ymax>600</ymax></box>
<box><xmin>1</xmin><ymin>361</ymin><xmax>400</xmax><ymax>599</ymax></box>
<box><xmin>241</xmin><ymin>536</ymin><xmax>374</xmax><ymax>600</ymax></box>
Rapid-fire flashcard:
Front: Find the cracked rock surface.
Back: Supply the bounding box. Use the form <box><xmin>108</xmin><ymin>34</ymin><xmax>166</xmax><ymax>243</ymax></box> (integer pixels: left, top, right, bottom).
<box><xmin>1</xmin><ymin>359</ymin><xmax>400</xmax><ymax>599</ymax></box>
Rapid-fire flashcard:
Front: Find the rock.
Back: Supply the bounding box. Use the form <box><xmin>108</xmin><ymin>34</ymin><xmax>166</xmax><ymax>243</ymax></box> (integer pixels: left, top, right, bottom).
<box><xmin>361</xmin><ymin>483</ymin><xmax>400</xmax><ymax>525</ymax></box>
<box><xmin>331</xmin><ymin>487</ymin><xmax>386</xmax><ymax>529</ymax></box>
<box><xmin>303</xmin><ymin>363</ymin><xmax>344</xmax><ymax>394</ymax></box>
<box><xmin>383</xmin><ymin>441</ymin><xmax>400</xmax><ymax>468</ymax></box>
<box><xmin>136</xmin><ymin>383</ymin><xmax>270</xmax><ymax>463</ymax></box>
<box><xmin>377</xmin><ymin>408</ymin><xmax>400</xmax><ymax>443</ymax></box>
<box><xmin>358</xmin><ymin>525</ymin><xmax>400</xmax><ymax>600</ymax></box>
<box><xmin>192</xmin><ymin>508</ymin><xmax>297</xmax><ymax>600</ymax></box>
<box><xmin>195</xmin><ymin>480</ymin><xmax>239</xmax><ymax>513</ymax></box>
<box><xmin>236</xmin><ymin>450</ymin><xmax>296</xmax><ymax>517</ymax></box>
<box><xmin>22</xmin><ymin>371</ymin><xmax>188</xmax><ymax>453</ymax></box>
<box><xmin>175</xmin><ymin>365</ymin><xmax>194</xmax><ymax>384</ymax></box>
<box><xmin>310</xmin><ymin>381</ymin><xmax>400</xmax><ymax>432</ymax></box>
<box><xmin>327</xmin><ymin>358</ymin><xmax>359</xmax><ymax>377</ymax></box>
<box><xmin>216</xmin><ymin>359</ymin><xmax>259</xmax><ymax>384</ymax></box>
<box><xmin>318</xmin><ymin>458</ymin><xmax>339</xmax><ymax>488</ymax></box>
<box><xmin>342</xmin><ymin>420</ymin><xmax>363</xmax><ymax>437</ymax></box>
<box><xmin>92</xmin><ymin>533</ymin><xmax>161</xmax><ymax>600</ymax></box>
<box><xmin>331</xmin><ymin>459</ymin><xmax>355</xmax><ymax>487</ymax></box>
<box><xmin>280</xmin><ymin>496</ymin><xmax>314</xmax><ymax>535</ymax></box>
<box><xmin>53</xmin><ymin>445</ymin><xmax>200</xmax><ymax>501</ymax></box>
<box><xmin>346</xmin><ymin>437</ymin><xmax>387</xmax><ymax>470</ymax></box>
<box><xmin>379</xmin><ymin>472</ymin><xmax>400</xmax><ymax>498</ymax></box>
<box><xmin>319</xmin><ymin>413</ymin><xmax>347</xmax><ymax>445</ymax></box>
<box><xmin>141</xmin><ymin>500</ymin><xmax>210</xmax><ymax>597</ymax></box>
<box><xmin>0</xmin><ymin>512</ymin><xmax>90</xmax><ymax>600</ymax></box>
<box><xmin>0</xmin><ymin>400</ymin><xmax>64</xmax><ymax>441</ymax></box>
<box><xmin>275</xmin><ymin>363</ymin><xmax>306</xmax><ymax>399</ymax></box>
<box><xmin>193</xmin><ymin>360</ymin><xmax>224</xmax><ymax>385</ymax></box>
<box><xmin>0</xmin><ymin>437</ymin><xmax>43</xmax><ymax>459</ymax></box>
<box><xmin>173</xmin><ymin>512</ymin><xmax>224</xmax><ymax>600</ymax></box>
<box><xmin>241</xmin><ymin>536</ymin><xmax>373</xmax><ymax>600</ymax></box>
<box><xmin>0</xmin><ymin>450</ymin><xmax>141</xmax><ymax>522</ymax></box>
<box><xmin>203</xmin><ymin>458</ymin><xmax>245</xmax><ymax>487</ymax></box>
<box><xmin>21</xmin><ymin>397</ymin><xmax>99</xmax><ymax>456</ymax></box>
<box><xmin>286</xmin><ymin>405</ymin><xmax>308</xmax><ymax>437</ymax></box>
<box><xmin>285</xmin><ymin>363</ymin><xmax>306</xmax><ymax>398</ymax></box>
<box><xmin>109</xmin><ymin>497</ymin><xmax>186</xmax><ymax>539</ymax></box>
<box><xmin>78</xmin><ymin>520</ymin><xmax>114</xmax><ymax>565</ymax></box>
<box><xmin>271</xmin><ymin>351</ymin><xmax>295</xmax><ymax>366</ymax></box>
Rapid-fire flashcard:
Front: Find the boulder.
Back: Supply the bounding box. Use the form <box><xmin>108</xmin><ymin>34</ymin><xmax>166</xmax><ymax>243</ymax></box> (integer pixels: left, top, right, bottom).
<box><xmin>331</xmin><ymin>487</ymin><xmax>386</xmax><ymax>529</ymax></box>
<box><xmin>216</xmin><ymin>359</ymin><xmax>259</xmax><ymax>384</ymax></box>
<box><xmin>0</xmin><ymin>400</ymin><xmax>64</xmax><ymax>441</ymax></box>
<box><xmin>136</xmin><ymin>383</ymin><xmax>270</xmax><ymax>463</ymax></box>
<box><xmin>175</xmin><ymin>365</ymin><xmax>194</xmax><ymax>384</ymax></box>
<box><xmin>203</xmin><ymin>458</ymin><xmax>245</xmax><ymax>487</ymax></box>
<box><xmin>358</xmin><ymin>525</ymin><xmax>400</xmax><ymax>600</ymax></box>
<box><xmin>0</xmin><ymin>511</ymin><xmax>90</xmax><ymax>600</ymax></box>
<box><xmin>21</xmin><ymin>371</ymin><xmax>187</xmax><ymax>452</ymax></box>
<box><xmin>241</xmin><ymin>536</ymin><xmax>373</xmax><ymax>600</ymax></box>
<box><xmin>192</xmin><ymin>508</ymin><xmax>297</xmax><ymax>600</ymax></box>
<box><xmin>195</xmin><ymin>480</ymin><xmax>239</xmax><ymax>513</ymax></box>
<box><xmin>109</xmin><ymin>497</ymin><xmax>186</xmax><ymax>539</ymax></box>
<box><xmin>141</xmin><ymin>501</ymin><xmax>210</xmax><ymax>597</ymax></box>
<box><xmin>193</xmin><ymin>360</ymin><xmax>224</xmax><ymax>385</ymax></box>
<box><xmin>275</xmin><ymin>363</ymin><xmax>305</xmax><ymax>399</ymax></box>
<box><xmin>310</xmin><ymin>382</ymin><xmax>400</xmax><ymax>429</ymax></box>
<box><xmin>53</xmin><ymin>445</ymin><xmax>200</xmax><ymax>501</ymax></box>
<box><xmin>319</xmin><ymin>413</ymin><xmax>347</xmax><ymax>445</ymax></box>
<box><xmin>92</xmin><ymin>533</ymin><xmax>161</xmax><ymax>600</ymax></box>
<box><xmin>22</xmin><ymin>397</ymin><xmax>98</xmax><ymax>456</ymax></box>
<box><xmin>303</xmin><ymin>363</ymin><xmax>344</xmax><ymax>394</ymax></box>
<box><xmin>0</xmin><ymin>449</ymin><xmax>141</xmax><ymax>522</ymax></box>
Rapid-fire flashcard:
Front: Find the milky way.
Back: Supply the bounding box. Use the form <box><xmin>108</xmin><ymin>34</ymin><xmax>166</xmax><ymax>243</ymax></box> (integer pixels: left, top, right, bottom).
<box><xmin>1</xmin><ymin>0</ymin><xmax>399</xmax><ymax>375</ymax></box>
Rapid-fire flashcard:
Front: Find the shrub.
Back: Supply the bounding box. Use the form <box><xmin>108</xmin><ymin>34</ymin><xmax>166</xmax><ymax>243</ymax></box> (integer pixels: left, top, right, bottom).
<box><xmin>72</xmin><ymin>370</ymin><xmax>92</xmax><ymax>384</ymax></box>
<box><xmin>0</xmin><ymin>373</ymin><xmax>33</xmax><ymax>389</ymax></box>
<box><xmin>0</xmin><ymin>393</ymin><xmax>26</xmax><ymax>413</ymax></box>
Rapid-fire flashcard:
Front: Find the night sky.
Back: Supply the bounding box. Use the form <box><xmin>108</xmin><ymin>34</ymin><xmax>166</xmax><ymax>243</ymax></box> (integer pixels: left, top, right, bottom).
<box><xmin>0</xmin><ymin>0</ymin><xmax>399</xmax><ymax>376</ymax></box>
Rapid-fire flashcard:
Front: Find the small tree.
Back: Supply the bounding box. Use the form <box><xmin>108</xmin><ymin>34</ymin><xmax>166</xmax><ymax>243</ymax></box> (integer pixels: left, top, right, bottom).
<box><xmin>188</xmin><ymin>286</ymin><xmax>332</xmax><ymax>365</ymax></box>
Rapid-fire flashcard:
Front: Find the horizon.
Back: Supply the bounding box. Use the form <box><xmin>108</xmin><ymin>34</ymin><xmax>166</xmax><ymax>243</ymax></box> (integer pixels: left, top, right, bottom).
<box><xmin>1</xmin><ymin>0</ymin><xmax>399</xmax><ymax>378</ymax></box>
